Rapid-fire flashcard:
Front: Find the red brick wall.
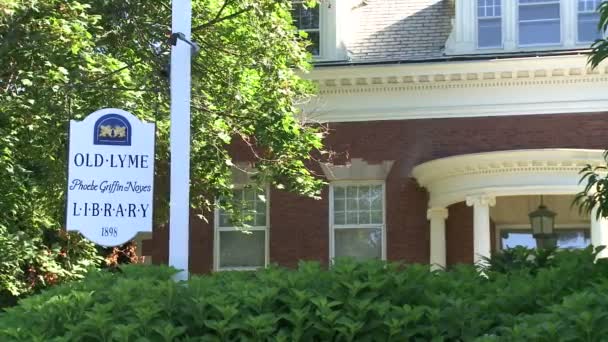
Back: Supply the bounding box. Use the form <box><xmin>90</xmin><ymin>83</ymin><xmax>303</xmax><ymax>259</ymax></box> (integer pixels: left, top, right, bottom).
<box><xmin>269</xmin><ymin>187</ymin><xmax>330</xmax><ymax>268</ymax></box>
<box><xmin>144</xmin><ymin>112</ymin><xmax>608</xmax><ymax>273</ymax></box>
<box><xmin>446</xmin><ymin>202</ymin><xmax>473</xmax><ymax>265</ymax></box>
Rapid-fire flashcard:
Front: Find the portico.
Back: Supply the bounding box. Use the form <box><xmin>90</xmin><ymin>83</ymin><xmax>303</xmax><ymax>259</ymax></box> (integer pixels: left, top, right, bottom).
<box><xmin>412</xmin><ymin>149</ymin><xmax>608</xmax><ymax>268</ymax></box>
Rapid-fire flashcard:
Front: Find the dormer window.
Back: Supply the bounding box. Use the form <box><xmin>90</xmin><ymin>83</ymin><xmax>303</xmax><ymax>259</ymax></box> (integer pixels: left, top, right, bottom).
<box><xmin>447</xmin><ymin>0</ymin><xmax>604</xmax><ymax>55</ymax></box>
<box><xmin>291</xmin><ymin>1</ymin><xmax>321</xmax><ymax>56</ymax></box>
<box><xmin>518</xmin><ymin>0</ymin><xmax>561</xmax><ymax>46</ymax></box>
<box><xmin>578</xmin><ymin>0</ymin><xmax>602</xmax><ymax>42</ymax></box>
<box><xmin>477</xmin><ymin>0</ymin><xmax>503</xmax><ymax>48</ymax></box>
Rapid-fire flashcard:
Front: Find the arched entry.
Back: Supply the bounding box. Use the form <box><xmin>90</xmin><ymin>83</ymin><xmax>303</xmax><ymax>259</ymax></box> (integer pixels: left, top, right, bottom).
<box><xmin>411</xmin><ymin>149</ymin><xmax>608</xmax><ymax>268</ymax></box>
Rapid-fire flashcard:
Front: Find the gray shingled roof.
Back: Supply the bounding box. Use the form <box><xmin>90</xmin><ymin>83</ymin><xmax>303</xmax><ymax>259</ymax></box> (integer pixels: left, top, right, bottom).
<box><xmin>347</xmin><ymin>0</ymin><xmax>453</xmax><ymax>62</ymax></box>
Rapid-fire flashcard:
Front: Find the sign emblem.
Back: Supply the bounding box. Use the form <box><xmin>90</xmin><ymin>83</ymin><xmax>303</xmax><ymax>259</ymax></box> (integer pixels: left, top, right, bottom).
<box><xmin>94</xmin><ymin>114</ymin><xmax>132</xmax><ymax>146</ymax></box>
<box><xmin>66</xmin><ymin>108</ymin><xmax>155</xmax><ymax>246</ymax></box>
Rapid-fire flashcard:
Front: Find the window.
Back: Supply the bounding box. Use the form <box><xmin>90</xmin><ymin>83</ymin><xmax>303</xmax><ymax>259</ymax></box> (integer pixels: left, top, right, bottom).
<box><xmin>331</xmin><ymin>183</ymin><xmax>384</xmax><ymax>261</ymax></box>
<box><xmin>478</xmin><ymin>0</ymin><xmax>503</xmax><ymax>48</ymax></box>
<box><xmin>518</xmin><ymin>0</ymin><xmax>561</xmax><ymax>45</ymax></box>
<box><xmin>450</xmin><ymin>0</ymin><xmax>607</xmax><ymax>54</ymax></box>
<box><xmin>215</xmin><ymin>187</ymin><xmax>268</xmax><ymax>270</ymax></box>
<box><xmin>291</xmin><ymin>1</ymin><xmax>320</xmax><ymax>56</ymax></box>
<box><xmin>578</xmin><ymin>0</ymin><xmax>602</xmax><ymax>42</ymax></box>
<box><xmin>500</xmin><ymin>228</ymin><xmax>590</xmax><ymax>249</ymax></box>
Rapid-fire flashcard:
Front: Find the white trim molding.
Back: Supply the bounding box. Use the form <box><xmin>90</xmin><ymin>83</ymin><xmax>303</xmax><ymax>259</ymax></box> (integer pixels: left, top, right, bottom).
<box><xmin>302</xmin><ymin>54</ymin><xmax>608</xmax><ymax>122</ymax></box>
<box><xmin>411</xmin><ymin>148</ymin><xmax>605</xmax><ymax>208</ymax></box>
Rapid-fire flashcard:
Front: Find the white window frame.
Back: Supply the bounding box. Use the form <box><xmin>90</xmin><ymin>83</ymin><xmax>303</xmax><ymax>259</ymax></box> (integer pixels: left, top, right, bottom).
<box><xmin>213</xmin><ymin>185</ymin><xmax>270</xmax><ymax>271</ymax></box>
<box><xmin>576</xmin><ymin>0</ymin><xmax>603</xmax><ymax>44</ymax></box>
<box><xmin>292</xmin><ymin>0</ymin><xmax>322</xmax><ymax>57</ymax></box>
<box><xmin>517</xmin><ymin>0</ymin><xmax>563</xmax><ymax>47</ymax></box>
<box><xmin>476</xmin><ymin>0</ymin><xmax>505</xmax><ymax>49</ymax></box>
<box><xmin>329</xmin><ymin>181</ymin><xmax>387</xmax><ymax>262</ymax></box>
<box><xmin>448</xmin><ymin>0</ymin><xmax>602</xmax><ymax>54</ymax></box>
<box><xmin>495</xmin><ymin>223</ymin><xmax>590</xmax><ymax>250</ymax></box>
<box><xmin>290</xmin><ymin>0</ymin><xmax>346</xmax><ymax>62</ymax></box>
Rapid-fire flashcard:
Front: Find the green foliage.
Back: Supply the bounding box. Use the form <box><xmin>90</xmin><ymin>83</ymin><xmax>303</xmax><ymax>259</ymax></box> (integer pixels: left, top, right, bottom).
<box><xmin>580</xmin><ymin>3</ymin><xmax>608</xmax><ymax>219</ymax></box>
<box><xmin>1</xmin><ymin>0</ymin><xmax>322</xmax><ymax>304</ymax></box>
<box><xmin>574</xmin><ymin>150</ymin><xmax>608</xmax><ymax>220</ymax></box>
<box><xmin>588</xmin><ymin>1</ymin><xmax>608</xmax><ymax>68</ymax></box>
<box><xmin>3</xmin><ymin>249</ymin><xmax>608</xmax><ymax>340</ymax></box>
<box><xmin>479</xmin><ymin>245</ymin><xmax>558</xmax><ymax>274</ymax></box>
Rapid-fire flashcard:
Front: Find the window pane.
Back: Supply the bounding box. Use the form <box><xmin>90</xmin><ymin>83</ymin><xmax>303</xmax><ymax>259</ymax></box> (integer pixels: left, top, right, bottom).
<box><xmin>334</xmin><ymin>212</ymin><xmax>345</xmax><ymax>225</ymax></box>
<box><xmin>478</xmin><ymin>0</ymin><xmax>501</xmax><ymax>18</ymax></box>
<box><xmin>557</xmin><ymin>231</ymin><xmax>591</xmax><ymax>249</ymax></box>
<box><xmin>346</xmin><ymin>211</ymin><xmax>358</xmax><ymax>225</ymax></box>
<box><xmin>291</xmin><ymin>2</ymin><xmax>319</xmax><ymax>30</ymax></box>
<box><xmin>219</xmin><ymin>231</ymin><xmax>265</xmax><ymax>268</ymax></box>
<box><xmin>518</xmin><ymin>1</ymin><xmax>560</xmax><ymax>45</ymax></box>
<box><xmin>359</xmin><ymin>185</ymin><xmax>370</xmax><ymax>200</ymax></box>
<box><xmin>371</xmin><ymin>210</ymin><xmax>383</xmax><ymax>224</ymax></box>
<box><xmin>334</xmin><ymin>186</ymin><xmax>345</xmax><ymax>199</ymax></box>
<box><xmin>501</xmin><ymin>231</ymin><xmax>536</xmax><ymax>249</ymax></box>
<box><xmin>219</xmin><ymin>213</ymin><xmax>231</xmax><ymax>227</ymax></box>
<box><xmin>371</xmin><ymin>186</ymin><xmax>383</xmax><ymax>208</ymax></box>
<box><xmin>358</xmin><ymin>197</ymin><xmax>370</xmax><ymax>210</ymax></box>
<box><xmin>243</xmin><ymin>188</ymin><xmax>257</xmax><ymax>201</ymax></box>
<box><xmin>256</xmin><ymin>213</ymin><xmax>266</xmax><ymax>226</ymax></box>
<box><xmin>579</xmin><ymin>0</ymin><xmax>601</xmax><ymax>12</ymax></box>
<box><xmin>346</xmin><ymin>186</ymin><xmax>357</xmax><ymax>198</ymax></box>
<box><xmin>219</xmin><ymin>188</ymin><xmax>267</xmax><ymax>227</ymax></box>
<box><xmin>305</xmin><ymin>31</ymin><xmax>320</xmax><ymax>56</ymax></box>
<box><xmin>358</xmin><ymin>211</ymin><xmax>371</xmax><ymax>224</ymax></box>
<box><xmin>519</xmin><ymin>3</ymin><xmax>560</xmax><ymax>21</ymax></box>
<box><xmin>578</xmin><ymin>12</ymin><xmax>601</xmax><ymax>42</ymax></box>
<box><xmin>500</xmin><ymin>230</ymin><xmax>591</xmax><ymax>249</ymax></box>
<box><xmin>479</xmin><ymin>18</ymin><xmax>502</xmax><ymax>47</ymax></box>
<box><xmin>335</xmin><ymin>228</ymin><xmax>382</xmax><ymax>261</ymax></box>
<box><xmin>334</xmin><ymin>198</ymin><xmax>345</xmax><ymax>211</ymax></box>
<box><xmin>519</xmin><ymin>20</ymin><xmax>560</xmax><ymax>45</ymax></box>
<box><xmin>333</xmin><ymin>184</ymin><xmax>384</xmax><ymax>225</ymax></box>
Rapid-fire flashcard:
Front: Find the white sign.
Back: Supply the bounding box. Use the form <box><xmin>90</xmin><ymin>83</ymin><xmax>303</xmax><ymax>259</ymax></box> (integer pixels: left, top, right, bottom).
<box><xmin>66</xmin><ymin>108</ymin><xmax>155</xmax><ymax>246</ymax></box>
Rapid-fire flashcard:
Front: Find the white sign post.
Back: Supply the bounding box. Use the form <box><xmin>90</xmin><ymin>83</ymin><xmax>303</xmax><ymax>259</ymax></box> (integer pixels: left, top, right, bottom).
<box><xmin>169</xmin><ymin>0</ymin><xmax>192</xmax><ymax>281</ymax></box>
<box><xmin>66</xmin><ymin>108</ymin><xmax>155</xmax><ymax>246</ymax></box>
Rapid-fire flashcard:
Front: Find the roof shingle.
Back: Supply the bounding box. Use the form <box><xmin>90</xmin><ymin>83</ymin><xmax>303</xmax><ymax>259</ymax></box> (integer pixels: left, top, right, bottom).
<box><xmin>346</xmin><ymin>0</ymin><xmax>453</xmax><ymax>62</ymax></box>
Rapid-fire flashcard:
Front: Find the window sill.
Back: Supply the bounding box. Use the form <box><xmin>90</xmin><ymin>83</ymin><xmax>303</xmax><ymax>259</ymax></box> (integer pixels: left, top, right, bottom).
<box><xmin>216</xmin><ymin>266</ymin><xmax>263</xmax><ymax>272</ymax></box>
<box><xmin>447</xmin><ymin>45</ymin><xmax>592</xmax><ymax>57</ymax></box>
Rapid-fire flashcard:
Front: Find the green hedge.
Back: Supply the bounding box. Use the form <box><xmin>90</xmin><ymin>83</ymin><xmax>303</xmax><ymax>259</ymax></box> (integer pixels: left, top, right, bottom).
<box><xmin>2</xmin><ymin>248</ymin><xmax>608</xmax><ymax>341</ymax></box>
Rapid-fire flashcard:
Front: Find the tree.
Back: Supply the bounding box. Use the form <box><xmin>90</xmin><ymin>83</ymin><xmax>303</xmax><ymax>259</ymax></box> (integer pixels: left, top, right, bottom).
<box><xmin>575</xmin><ymin>1</ymin><xmax>608</xmax><ymax>219</ymax></box>
<box><xmin>0</xmin><ymin>0</ymin><xmax>323</xmax><ymax>303</ymax></box>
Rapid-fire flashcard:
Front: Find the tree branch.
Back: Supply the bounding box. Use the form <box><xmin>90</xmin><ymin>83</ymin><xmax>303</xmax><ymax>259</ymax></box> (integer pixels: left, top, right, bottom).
<box><xmin>192</xmin><ymin>5</ymin><xmax>254</xmax><ymax>32</ymax></box>
<box><xmin>213</xmin><ymin>0</ymin><xmax>233</xmax><ymax>23</ymax></box>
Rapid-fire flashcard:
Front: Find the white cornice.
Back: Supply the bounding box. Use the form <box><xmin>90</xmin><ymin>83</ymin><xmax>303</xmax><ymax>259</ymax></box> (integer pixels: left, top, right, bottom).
<box><xmin>411</xmin><ymin>149</ymin><xmax>605</xmax><ymax>207</ymax></box>
<box><xmin>301</xmin><ymin>55</ymin><xmax>608</xmax><ymax>122</ymax></box>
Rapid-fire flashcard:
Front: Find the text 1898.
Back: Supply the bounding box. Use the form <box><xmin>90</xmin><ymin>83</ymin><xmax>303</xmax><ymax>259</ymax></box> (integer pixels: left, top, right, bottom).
<box><xmin>101</xmin><ymin>227</ymin><xmax>118</xmax><ymax>237</ymax></box>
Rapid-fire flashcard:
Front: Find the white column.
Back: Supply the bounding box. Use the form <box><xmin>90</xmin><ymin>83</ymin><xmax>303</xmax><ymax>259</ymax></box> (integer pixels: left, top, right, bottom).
<box><xmin>466</xmin><ymin>194</ymin><xmax>496</xmax><ymax>265</ymax></box>
<box><xmin>503</xmin><ymin>0</ymin><xmax>517</xmax><ymax>50</ymax></box>
<box><xmin>169</xmin><ymin>0</ymin><xmax>192</xmax><ymax>281</ymax></box>
<box><xmin>591</xmin><ymin>207</ymin><xmax>608</xmax><ymax>259</ymax></box>
<box><xmin>427</xmin><ymin>207</ymin><xmax>448</xmax><ymax>270</ymax></box>
<box><xmin>562</xmin><ymin>0</ymin><xmax>576</xmax><ymax>47</ymax></box>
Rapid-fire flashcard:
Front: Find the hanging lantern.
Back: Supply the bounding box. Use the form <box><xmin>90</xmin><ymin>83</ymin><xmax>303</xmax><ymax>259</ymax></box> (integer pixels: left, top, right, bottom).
<box><xmin>528</xmin><ymin>195</ymin><xmax>557</xmax><ymax>249</ymax></box>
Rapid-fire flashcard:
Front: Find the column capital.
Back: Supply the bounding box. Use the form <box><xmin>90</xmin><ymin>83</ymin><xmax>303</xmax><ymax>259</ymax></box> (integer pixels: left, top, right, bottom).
<box><xmin>427</xmin><ymin>207</ymin><xmax>449</xmax><ymax>220</ymax></box>
<box><xmin>466</xmin><ymin>194</ymin><xmax>496</xmax><ymax>207</ymax></box>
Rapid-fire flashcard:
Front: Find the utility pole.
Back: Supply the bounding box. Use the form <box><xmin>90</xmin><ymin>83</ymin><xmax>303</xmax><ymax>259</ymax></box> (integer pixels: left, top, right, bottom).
<box><xmin>169</xmin><ymin>0</ymin><xmax>192</xmax><ymax>281</ymax></box>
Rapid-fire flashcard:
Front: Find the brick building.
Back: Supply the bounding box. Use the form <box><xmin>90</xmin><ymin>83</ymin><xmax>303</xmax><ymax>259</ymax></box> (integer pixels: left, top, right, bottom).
<box><xmin>143</xmin><ymin>0</ymin><xmax>608</xmax><ymax>273</ymax></box>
